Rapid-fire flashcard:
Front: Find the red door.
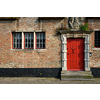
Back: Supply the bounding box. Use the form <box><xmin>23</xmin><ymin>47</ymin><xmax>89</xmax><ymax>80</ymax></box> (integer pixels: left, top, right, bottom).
<box><xmin>67</xmin><ymin>38</ymin><xmax>84</xmax><ymax>71</ymax></box>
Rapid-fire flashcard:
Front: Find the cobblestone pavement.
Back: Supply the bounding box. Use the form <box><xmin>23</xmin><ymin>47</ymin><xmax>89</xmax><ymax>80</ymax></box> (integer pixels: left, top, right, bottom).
<box><xmin>0</xmin><ymin>77</ymin><xmax>100</xmax><ymax>84</ymax></box>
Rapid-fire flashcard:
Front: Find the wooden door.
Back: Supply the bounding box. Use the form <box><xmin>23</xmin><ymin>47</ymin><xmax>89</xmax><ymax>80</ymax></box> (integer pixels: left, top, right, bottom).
<box><xmin>67</xmin><ymin>38</ymin><xmax>84</xmax><ymax>71</ymax></box>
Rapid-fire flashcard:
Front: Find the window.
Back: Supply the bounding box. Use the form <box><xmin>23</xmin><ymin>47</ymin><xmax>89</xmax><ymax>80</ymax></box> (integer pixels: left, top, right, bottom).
<box><xmin>24</xmin><ymin>33</ymin><xmax>33</xmax><ymax>49</ymax></box>
<box><xmin>95</xmin><ymin>31</ymin><xmax>100</xmax><ymax>47</ymax></box>
<box><xmin>36</xmin><ymin>33</ymin><xmax>45</xmax><ymax>49</ymax></box>
<box><xmin>12</xmin><ymin>32</ymin><xmax>45</xmax><ymax>49</ymax></box>
<box><xmin>12</xmin><ymin>32</ymin><xmax>22</xmax><ymax>49</ymax></box>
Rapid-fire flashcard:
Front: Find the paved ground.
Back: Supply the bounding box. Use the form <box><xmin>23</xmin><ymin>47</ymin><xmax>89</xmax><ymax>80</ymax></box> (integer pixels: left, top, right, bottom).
<box><xmin>0</xmin><ymin>77</ymin><xmax>100</xmax><ymax>84</ymax></box>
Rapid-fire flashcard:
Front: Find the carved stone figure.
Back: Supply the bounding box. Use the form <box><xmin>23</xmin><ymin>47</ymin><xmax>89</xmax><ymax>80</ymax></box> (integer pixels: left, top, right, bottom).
<box><xmin>68</xmin><ymin>17</ymin><xmax>84</xmax><ymax>30</ymax></box>
<box><xmin>69</xmin><ymin>17</ymin><xmax>74</xmax><ymax>29</ymax></box>
<box><xmin>73</xmin><ymin>17</ymin><xmax>79</xmax><ymax>29</ymax></box>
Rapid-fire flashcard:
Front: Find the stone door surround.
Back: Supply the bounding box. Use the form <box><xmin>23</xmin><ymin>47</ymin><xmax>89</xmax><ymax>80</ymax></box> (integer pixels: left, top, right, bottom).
<box><xmin>61</xmin><ymin>32</ymin><xmax>90</xmax><ymax>71</ymax></box>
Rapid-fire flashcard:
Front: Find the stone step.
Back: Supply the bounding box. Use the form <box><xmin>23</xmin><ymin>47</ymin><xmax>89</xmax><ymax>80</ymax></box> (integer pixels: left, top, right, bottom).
<box><xmin>61</xmin><ymin>71</ymin><xmax>92</xmax><ymax>75</ymax></box>
<box><xmin>61</xmin><ymin>78</ymin><xmax>94</xmax><ymax>81</ymax></box>
<box><xmin>61</xmin><ymin>71</ymin><xmax>93</xmax><ymax>81</ymax></box>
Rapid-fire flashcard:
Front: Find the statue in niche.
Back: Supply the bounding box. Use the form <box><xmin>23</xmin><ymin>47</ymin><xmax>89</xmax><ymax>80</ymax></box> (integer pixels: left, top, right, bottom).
<box><xmin>68</xmin><ymin>17</ymin><xmax>84</xmax><ymax>30</ymax></box>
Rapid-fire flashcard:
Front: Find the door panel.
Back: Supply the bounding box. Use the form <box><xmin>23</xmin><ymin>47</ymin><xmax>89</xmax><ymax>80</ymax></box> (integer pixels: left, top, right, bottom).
<box><xmin>67</xmin><ymin>38</ymin><xmax>84</xmax><ymax>71</ymax></box>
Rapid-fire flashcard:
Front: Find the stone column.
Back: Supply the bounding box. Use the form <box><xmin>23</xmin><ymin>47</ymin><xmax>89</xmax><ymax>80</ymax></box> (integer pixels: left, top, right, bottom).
<box><xmin>61</xmin><ymin>34</ymin><xmax>67</xmax><ymax>71</ymax></box>
<box><xmin>84</xmin><ymin>34</ymin><xmax>90</xmax><ymax>71</ymax></box>
<box><xmin>22</xmin><ymin>32</ymin><xmax>24</xmax><ymax>49</ymax></box>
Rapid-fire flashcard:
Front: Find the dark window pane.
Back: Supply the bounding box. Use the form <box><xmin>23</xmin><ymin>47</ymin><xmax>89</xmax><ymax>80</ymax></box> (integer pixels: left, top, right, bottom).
<box><xmin>37</xmin><ymin>39</ymin><xmax>39</xmax><ymax>42</ymax></box>
<box><xmin>37</xmin><ymin>44</ymin><xmax>39</xmax><ymax>48</ymax></box>
<box><xmin>40</xmin><ymin>44</ymin><xmax>42</xmax><ymax>48</ymax></box>
<box><xmin>31</xmin><ymin>39</ymin><xmax>33</xmax><ymax>43</ymax></box>
<box><xmin>20</xmin><ymin>44</ymin><xmax>21</xmax><ymax>48</ymax></box>
<box><xmin>40</xmin><ymin>39</ymin><xmax>42</xmax><ymax>42</ymax></box>
<box><xmin>98</xmin><ymin>44</ymin><xmax>100</xmax><ymax>47</ymax></box>
<box><xmin>43</xmin><ymin>34</ymin><xmax>45</xmax><ymax>39</ymax></box>
<box><xmin>31</xmin><ymin>44</ymin><xmax>33</xmax><ymax>48</ymax></box>
<box><xmin>14</xmin><ymin>44</ymin><xmax>16</xmax><ymax>48</ymax></box>
<box><xmin>43</xmin><ymin>39</ymin><xmax>45</xmax><ymax>42</ymax></box>
<box><xmin>43</xmin><ymin>44</ymin><xmax>45</xmax><ymax>48</ymax></box>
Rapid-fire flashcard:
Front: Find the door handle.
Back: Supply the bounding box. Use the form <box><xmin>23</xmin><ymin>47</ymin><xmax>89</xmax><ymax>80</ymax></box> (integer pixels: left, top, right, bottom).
<box><xmin>68</xmin><ymin>53</ymin><xmax>69</xmax><ymax>55</ymax></box>
<box><xmin>71</xmin><ymin>48</ymin><xmax>76</xmax><ymax>53</ymax></box>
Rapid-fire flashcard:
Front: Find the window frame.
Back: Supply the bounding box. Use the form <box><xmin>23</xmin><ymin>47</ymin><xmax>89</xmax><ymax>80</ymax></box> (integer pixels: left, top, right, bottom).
<box><xmin>95</xmin><ymin>31</ymin><xmax>100</xmax><ymax>48</ymax></box>
<box><xmin>12</xmin><ymin>31</ymin><xmax>46</xmax><ymax>50</ymax></box>
<box><xmin>12</xmin><ymin>32</ymin><xmax>22</xmax><ymax>49</ymax></box>
<box><xmin>35</xmin><ymin>32</ymin><xmax>45</xmax><ymax>49</ymax></box>
<box><xmin>24</xmin><ymin>32</ymin><xmax>34</xmax><ymax>49</ymax></box>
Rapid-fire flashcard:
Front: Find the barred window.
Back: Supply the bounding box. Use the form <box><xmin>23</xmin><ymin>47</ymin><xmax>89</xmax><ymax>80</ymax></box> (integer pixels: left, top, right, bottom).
<box><xmin>25</xmin><ymin>33</ymin><xmax>33</xmax><ymax>49</ymax></box>
<box><xmin>36</xmin><ymin>33</ymin><xmax>45</xmax><ymax>49</ymax></box>
<box><xmin>95</xmin><ymin>31</ymin><xmax>100</xmax><ymax>47</ymax></box>
<box><xmin>13</xmin><ymin>32</ymin><xmax>22</xmax><ymax>49</ymax></box>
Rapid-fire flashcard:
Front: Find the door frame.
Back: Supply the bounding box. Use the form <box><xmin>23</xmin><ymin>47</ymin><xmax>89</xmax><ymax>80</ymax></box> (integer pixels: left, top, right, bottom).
<box><xmin>61</xmin><ymin>33</ymin><xmax>90</xmax><ymax>72</ymax></box>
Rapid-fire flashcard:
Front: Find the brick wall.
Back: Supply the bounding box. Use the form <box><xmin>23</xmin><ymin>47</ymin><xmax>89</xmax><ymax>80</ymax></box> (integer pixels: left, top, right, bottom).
<box><xmin>88</xmin><ymin>19</ymin><xmax>100</xmax><ymax>68</ymax></box>
<box><xmin>0</xmin><ymin>17</ymin><xmax>65</xmax><ymax>68</ymax></box>
<box><xmin>0</xmin><ymin>17</ymin><xmax>100</xmax><ymax>69</ymax></box>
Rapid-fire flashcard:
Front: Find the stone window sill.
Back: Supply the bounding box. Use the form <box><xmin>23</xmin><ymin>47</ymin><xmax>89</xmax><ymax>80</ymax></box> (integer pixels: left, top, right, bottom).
<box><xmin>11</xmin><ymin>49</ymin><xmax>33</xmax><ymax>51</ymax></box>
<box><xmin>34</xmin><ymin>49</ymin><xmax>47</xmax><ymax>52</ymax></box>
<box><xmin>93</xmin><ymin>48</ymin><xmax>100</xmax><ymax>50</ymax></box>
<box><xmin>11</xmin><ymin>49</ymin><xmax>47</xmax><ymax>52</ymax></box>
